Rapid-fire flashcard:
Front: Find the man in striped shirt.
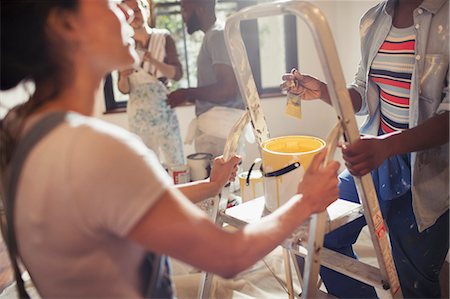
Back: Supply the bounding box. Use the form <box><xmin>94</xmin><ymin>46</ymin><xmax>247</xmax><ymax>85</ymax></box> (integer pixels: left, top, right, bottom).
<box><xmin>281</xmin><ymin>0</ymin><xmax>448</xmax><ymax>297</ymax></box>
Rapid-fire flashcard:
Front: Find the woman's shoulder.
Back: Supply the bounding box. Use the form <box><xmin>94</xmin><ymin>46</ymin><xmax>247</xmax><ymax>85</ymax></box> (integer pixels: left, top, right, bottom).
<box><xmin>62</xmin><ymin>113</ymin><xmax>149</xmax><ymax>157</ymax></box>
<box><xmin>64</xmin><ymin>113</ymin><xmax>129</xmax><ymax>138</ymax></box>
<box><xmin>150</xmin><ymin>28</ymin><xmax>175</xmax><ymax>45</ymax></box>
<box><xmin>62</xmin><ymin>113</ymin><xmax>171</xmax><ymax>183</ymax></box>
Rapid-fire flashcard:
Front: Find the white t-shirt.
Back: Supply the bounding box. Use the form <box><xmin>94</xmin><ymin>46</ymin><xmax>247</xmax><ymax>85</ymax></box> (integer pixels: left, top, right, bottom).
<box><xmin>15</xmin><ymin>113</ymin><xmax>172</xmax><ymax>298</ymax></box>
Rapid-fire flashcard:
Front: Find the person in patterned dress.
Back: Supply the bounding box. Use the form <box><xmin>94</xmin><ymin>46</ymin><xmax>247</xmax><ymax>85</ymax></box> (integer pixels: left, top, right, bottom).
<box><xmin>118</xmin><ymin>0</ymin><xmax>186</xmax><ymax>169</ymax></box>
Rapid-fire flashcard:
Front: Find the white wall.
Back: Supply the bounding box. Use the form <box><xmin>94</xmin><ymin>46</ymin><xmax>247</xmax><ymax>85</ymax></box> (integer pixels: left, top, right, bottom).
<box><xmin>0</xmin><ymin>82</ymin><xmax>34</xmax><ymax>118</ymax></box>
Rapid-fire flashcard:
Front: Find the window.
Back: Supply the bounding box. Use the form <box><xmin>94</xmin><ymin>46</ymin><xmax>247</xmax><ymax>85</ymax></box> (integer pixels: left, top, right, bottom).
<box><xmin>104</xmin><ymin>0</ymin><xmax>298</xmax><ymax>112</ymax></box>
<box><xmin>243</xmin><ymin>13</ymin><xmax>298</xmax><ymax>96</ymax></box>
<box><xmin>104</xmin><ymin>71</ymin><xmax>128</xmax><ymax>111</ymax></box>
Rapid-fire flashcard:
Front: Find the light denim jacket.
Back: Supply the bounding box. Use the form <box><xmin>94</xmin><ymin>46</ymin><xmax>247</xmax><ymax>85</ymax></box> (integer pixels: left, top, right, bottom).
<box><xmin>350</xmin><ymin>0</ymin><xmax>449</xmax><ymax>231</ymax></box>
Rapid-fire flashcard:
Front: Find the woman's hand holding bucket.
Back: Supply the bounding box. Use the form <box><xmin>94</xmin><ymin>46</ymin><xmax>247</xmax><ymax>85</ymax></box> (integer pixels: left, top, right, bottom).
<box><xmin>296</xmin><ymin>149</ymin><xmax>340</xmax><ymax>214</ymax></box>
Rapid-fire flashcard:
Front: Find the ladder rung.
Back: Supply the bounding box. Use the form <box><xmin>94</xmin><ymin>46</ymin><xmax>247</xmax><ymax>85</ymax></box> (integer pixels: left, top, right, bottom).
<box><xmin>292</xmin><ymin>247</ymin><xmax>386</xmax><ymax>291</ymax></box>
<box><xmin>219</xmin><ymin>210</ymin><xmax>250</xmax><ymax>227</ymax></box>
<box><xmin>315</xmin><ymin>289</ymin><xmax>338</xmax><ymax>299</ymax></box>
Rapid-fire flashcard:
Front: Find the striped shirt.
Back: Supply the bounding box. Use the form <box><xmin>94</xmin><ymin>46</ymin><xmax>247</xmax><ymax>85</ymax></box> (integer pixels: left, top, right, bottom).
<box><xmin>369</xmin><ymin>25</ymin><xmax>416</xmax><ymax>134</ymax></box>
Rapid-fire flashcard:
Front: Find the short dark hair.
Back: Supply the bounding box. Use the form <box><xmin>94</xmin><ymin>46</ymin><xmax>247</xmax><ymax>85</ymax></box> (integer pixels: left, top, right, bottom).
<box><xmin>183</xmin><ymin>0</ymin><xmax>216</xmax><ymax>13</ymax></box>
<box><xmin>204</xmin><ymin>0</ymin><xmax>216</xmax><ymax>12</ymax></box>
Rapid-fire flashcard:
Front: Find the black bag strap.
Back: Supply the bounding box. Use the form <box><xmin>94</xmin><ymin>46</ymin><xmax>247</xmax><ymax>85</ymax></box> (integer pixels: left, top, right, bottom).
<box><xmin>141</xmin><ymin>253</ymin><xmax>173</xmax><ymax>298</ymax></box>
<box><xmin>3</xmin><ymin>112</ymin><xmax>67</xmax><ymax>298</ymax></box>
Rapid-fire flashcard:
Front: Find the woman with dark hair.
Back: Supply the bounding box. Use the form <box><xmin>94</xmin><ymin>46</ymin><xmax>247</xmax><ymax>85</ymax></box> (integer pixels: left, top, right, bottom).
<box><xmin>0</xmin><ymin>0</ymin><xmax>340</xmax><ymax>297</ymax></box>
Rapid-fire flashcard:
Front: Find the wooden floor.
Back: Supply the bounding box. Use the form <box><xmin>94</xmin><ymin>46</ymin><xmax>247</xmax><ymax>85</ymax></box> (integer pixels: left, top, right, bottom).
<box><xmin>0</xmin><ymin>231</ymin><xmax>447</xmax><ymax>297</ymax></box>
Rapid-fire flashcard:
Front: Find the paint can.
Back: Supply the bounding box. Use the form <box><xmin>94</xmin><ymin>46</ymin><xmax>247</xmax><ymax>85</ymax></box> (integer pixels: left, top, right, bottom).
<box><xmin>238</xmin><ymin>169</ymin><xmax>264</xmax><ymax>202</ymax></box>
<box><xmin>187</xmin><ymin>153</ymin><xmax>213</xmax><ymax>181</ymax></box>
<box><xmin>261</xmin><ymin>135</ymin><xmax>325</xmax><ymax>212</ymax></box>
<box><xmin>169</xmin><ymin>164</ymin><xmax>190</xmax><ymax>184</ymax></box>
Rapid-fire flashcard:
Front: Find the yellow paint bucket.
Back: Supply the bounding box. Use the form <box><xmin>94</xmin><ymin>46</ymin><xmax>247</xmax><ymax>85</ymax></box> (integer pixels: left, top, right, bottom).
<box><xmin>238</xmin><ymin>158</ymin><xmax>264</xmax><ymax>202</ymax></box>
<box><xmin>238</xmin><ymin>170</ymin><xmax>264</xmax><ymax>202</ymax></box>
<box><xmin>261</xmin><ymin>135</ymin><xmax>326</xmax><ymax>212</ymax></box>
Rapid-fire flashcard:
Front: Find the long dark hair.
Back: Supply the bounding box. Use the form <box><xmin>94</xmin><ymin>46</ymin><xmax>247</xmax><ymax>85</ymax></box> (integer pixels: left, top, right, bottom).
<box><xmin>0</xmin><ymin>0</ymin><xmax>78</xmax><ymax>174</ymax></box>
<box><xmin>0</xmin><ymin>1</ymin><xmax>79</xmax><ymax>297</ymax></box>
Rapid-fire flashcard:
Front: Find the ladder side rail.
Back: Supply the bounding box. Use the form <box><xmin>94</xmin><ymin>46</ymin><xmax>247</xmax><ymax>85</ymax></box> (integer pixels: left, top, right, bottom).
<box><xmin>301</xmin><ymin>212</ymin><xmax>327</xmax><ymax>298</ymax></box>
<box><xmin>224</xmin><ymin>2</ymin><xmax>402</xmax><ymax>297</ymax></box>
<box><xmin>224</xmin><ymin>1</ymin><xmax>401</xmax><ymax>297</ymax></box>
<box><xmin>302</xmin><ymin>121</ymin><xmax>343</xmax><ymax>298</ymax></box>
<box><xmin>198</xmin><ymin>112</ymin><xmax>251</xmax><ymax>299</ymax></box>
<box><xmin>282</xmin><ymin>3</ymin><xmax>402</xmax><ymax>297</ymax></box>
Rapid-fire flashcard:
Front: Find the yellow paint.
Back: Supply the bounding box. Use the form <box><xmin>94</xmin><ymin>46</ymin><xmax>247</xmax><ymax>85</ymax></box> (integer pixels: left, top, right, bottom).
<box><xmin>262</xmin><ymin>136</ymin><xmax>326</xmax><ymax>210</ymax></box>
<box><xmin>261</xmin><ymin>136</ymin><xmax>325</xmax><ymax>172</ymax></box>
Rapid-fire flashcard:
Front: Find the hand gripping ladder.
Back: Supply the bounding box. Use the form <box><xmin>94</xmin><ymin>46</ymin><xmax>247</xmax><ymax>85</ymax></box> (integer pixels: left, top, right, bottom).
<box><xmin>199</xmin><ymin>1</ymin><xmax>403</xmax><ymax>298</ymax></box>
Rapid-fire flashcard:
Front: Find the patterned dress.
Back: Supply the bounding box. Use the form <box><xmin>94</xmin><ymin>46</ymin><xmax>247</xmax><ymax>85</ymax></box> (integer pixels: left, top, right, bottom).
<box><xmin>127</xmin><ymin>30</ymin><xmax>185</xmax><ymax>168</ymax></box>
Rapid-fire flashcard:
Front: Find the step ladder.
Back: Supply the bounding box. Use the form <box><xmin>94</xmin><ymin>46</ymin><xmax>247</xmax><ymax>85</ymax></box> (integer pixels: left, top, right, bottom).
<box><xmin>198</xmin><ymin>1</ymin><xmax>403</xmax><ymax>298</ymax></box>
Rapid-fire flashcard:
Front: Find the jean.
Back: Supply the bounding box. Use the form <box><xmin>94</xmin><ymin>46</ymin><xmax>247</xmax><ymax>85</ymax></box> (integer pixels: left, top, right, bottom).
<box><xmin>316</xmin><ymin>170</ymin><xmax>449</xmax><ymax>298</ymax></box>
